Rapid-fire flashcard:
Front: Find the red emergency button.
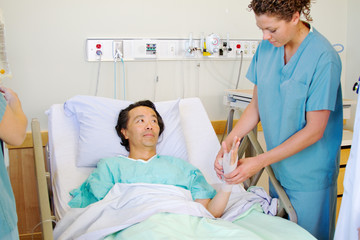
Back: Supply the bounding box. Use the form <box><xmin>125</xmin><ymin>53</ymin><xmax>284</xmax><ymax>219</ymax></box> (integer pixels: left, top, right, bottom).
<box><xmin>96</xmin><ymin>44</ymin><xmax>102</xmax><ymax>49</ymax></box>
<box><xmin>236</xmin><ymin>44</ymin><xmax>241</xmax><ymax>49</ymax></box>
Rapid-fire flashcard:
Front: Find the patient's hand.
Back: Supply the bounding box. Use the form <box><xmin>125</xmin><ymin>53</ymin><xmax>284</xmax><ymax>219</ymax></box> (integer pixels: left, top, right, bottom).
<box><xmin>214</xmin><ymin>137</ymin><xmax>240</xmax><ymax>179</ymax></box>
<box><xmin>215</xmin><ymin>136</ymin><xmax>240</xmax><ymax>179</ymax></box>
<box><xmin>218</xmin><ymin>137</ymin><xmax>240</xmax><ymax>191</ymax></box>
<box><xmin>222</xmin><ymin>139</ymin><xmax>239</xmax><ymax>175</ymax></box>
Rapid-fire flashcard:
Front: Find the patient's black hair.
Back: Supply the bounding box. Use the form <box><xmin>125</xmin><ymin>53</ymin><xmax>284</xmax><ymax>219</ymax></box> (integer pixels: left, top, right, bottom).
<box><xmin>115</xmin><ymin>100</ymin><xmax>165</xmax><ymax>152</ymax></box>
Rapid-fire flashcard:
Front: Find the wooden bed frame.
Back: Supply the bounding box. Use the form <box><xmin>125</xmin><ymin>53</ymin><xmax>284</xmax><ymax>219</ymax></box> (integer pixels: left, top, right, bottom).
<box><xmin>31</xmin><ymin>119</ymin><xmax>54</xmax><ymax>240</ymax></box>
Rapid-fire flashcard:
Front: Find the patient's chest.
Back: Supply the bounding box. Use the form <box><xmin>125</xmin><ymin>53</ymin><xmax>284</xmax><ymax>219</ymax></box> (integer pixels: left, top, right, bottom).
<box><xmin>111</xmin><ymin>155</ymin><xmax>193</xmax><ymax>189</ymax></box>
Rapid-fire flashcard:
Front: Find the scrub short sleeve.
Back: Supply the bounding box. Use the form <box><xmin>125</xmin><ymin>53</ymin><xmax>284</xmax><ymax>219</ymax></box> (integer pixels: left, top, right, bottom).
<box><xmin>306</xmin><ymin>52</ymin><xmax>341</xmax><ymax>112</ymax></box>
<box><xmin>246</xmin><ymin>45</ymin><xmax>260</xmax><ymax>85</ymax></box>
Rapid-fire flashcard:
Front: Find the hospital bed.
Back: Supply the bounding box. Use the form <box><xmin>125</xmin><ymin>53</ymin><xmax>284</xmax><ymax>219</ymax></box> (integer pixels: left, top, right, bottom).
<box><xmin>31</xmin><ymin>96</ymin><xmax>314</xmax><ymax>240</ymax></box>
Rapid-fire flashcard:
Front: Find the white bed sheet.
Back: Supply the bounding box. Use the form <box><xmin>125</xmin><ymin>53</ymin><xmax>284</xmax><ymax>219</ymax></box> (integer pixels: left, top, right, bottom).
<box><xmin>53</xmin><ymin>183</ymin><xmax>278</xmax><ymax>240</ymax></box>
<box><xmin>53</xmin><ymin>183</ymin><xmax>214</xmax><ymax>239</ymax></box>
<box><xmin>46</xmin><ymin>98</ymin><xmax>223</xmax><ymax>219</ymax></box>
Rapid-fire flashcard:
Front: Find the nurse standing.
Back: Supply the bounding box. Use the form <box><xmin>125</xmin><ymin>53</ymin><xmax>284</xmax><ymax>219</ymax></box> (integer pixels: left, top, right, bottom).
<box><xmin>214</xmin><ymin>0</ymin><xmax>342</xmax><ymax>239</ymax></box>
<box><xmin>0</xmin><ymin>86</ymin><xmax>27</xmax><ymax>239</ymax></box>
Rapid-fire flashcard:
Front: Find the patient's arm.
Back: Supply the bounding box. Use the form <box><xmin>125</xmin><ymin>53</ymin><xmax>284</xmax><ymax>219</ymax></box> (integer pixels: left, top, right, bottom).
<box><xmin>195</xmin><ymin>139</ymin><xmax>239</xmax><ymax>218</ymax></box>
<box><xmin>195</xmin><ymin>190</ymin><xmax>231</xmax><ymax>218</ymax></box>
<box><xmin>68</xmin><ymin>159</ymin><xmax>117</xmax><ymax>208</ymax></box>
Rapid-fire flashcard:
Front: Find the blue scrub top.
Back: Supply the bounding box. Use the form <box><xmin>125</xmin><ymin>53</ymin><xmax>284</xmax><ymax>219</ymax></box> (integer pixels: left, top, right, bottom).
<box><xmin>246</xmin><ymin>26</ymin><xmax>343</xmax><ymax>191</ymax></box>
<box><xmin>0</xmin><ymin>95</ymin><xmax>18</xmax><ymax>236</ymax></box>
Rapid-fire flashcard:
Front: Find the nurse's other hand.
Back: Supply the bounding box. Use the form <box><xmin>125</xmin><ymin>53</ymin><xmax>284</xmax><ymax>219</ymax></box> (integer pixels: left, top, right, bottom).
<box><xmin>224</xmin><ymin>156</ymin><xmax>264</xmax><ymax>185</ymax></box>
<box><xmin>214</xmin><ymin>144</ymin><xmax>225</xmax><ymax>179</ymax></box>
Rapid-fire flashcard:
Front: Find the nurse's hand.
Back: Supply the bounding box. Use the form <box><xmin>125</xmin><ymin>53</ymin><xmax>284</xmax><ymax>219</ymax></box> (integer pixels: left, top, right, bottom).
<box><xmin>224</xmin><ymin>155</ymin><xmax>265</xmax><ymax>185</ymax></box>
<box><xmin>0</xmin><ymin>86</ymin><xmax>27</xmax><ymax>146</ymax></box>
<box><xmin>214</xmin><ymin>146</ymin><xmax>225</xmax><ymax>179</ymax></box>
<box><xmin>0</xmin><ymin>86</ymin><xmax>21</xmax><ymax>109</ymax></box>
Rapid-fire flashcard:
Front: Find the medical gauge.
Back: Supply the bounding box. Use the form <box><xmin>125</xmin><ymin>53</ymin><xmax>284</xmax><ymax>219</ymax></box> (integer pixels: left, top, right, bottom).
<box><xmin>204</xmin><ymin>33</ymin><xmax>221</xmax><ymax>55</ymax></box>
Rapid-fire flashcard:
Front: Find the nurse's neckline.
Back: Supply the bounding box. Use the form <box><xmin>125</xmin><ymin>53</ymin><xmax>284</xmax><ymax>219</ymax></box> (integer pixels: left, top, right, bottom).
<box><xmin>284</xmin><ymin>21</ymin><xmax>311</xmax><ymax>65</ymax></box>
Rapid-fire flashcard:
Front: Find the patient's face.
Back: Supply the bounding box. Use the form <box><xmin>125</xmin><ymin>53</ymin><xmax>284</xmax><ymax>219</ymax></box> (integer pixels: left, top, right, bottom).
<box><xmin>121</xmin><ymin>106</ymin><xmax>160</xmax><ymax>150</ymax></box>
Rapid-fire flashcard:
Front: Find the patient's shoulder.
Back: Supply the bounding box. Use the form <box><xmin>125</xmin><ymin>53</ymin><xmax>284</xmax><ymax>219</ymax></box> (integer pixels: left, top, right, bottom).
<box><xmin>157</xmin><ymin>154</ymin><xmax>185</xmax><ymax>162</ymax></box>
<box><xmin>96</xmin><ymin>156</ymin><xmax>128</xmax><ymax>166</ymax></box>
<box><xmin>157</xmin><ymin>155</ymin><xmax>197</xmax><ymax>169</ymax></box>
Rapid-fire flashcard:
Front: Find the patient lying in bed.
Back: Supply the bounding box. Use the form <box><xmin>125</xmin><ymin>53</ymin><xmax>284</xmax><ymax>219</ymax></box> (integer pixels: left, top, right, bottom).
<box><xmin>68</xmin><ymin>100</ymin><xmax>239</xmax><ymax>218</ymax></box>
<box><xmin>53</xmin><ymin>97</ymin><xmax>316</xmax><ymax>240</ymax></box>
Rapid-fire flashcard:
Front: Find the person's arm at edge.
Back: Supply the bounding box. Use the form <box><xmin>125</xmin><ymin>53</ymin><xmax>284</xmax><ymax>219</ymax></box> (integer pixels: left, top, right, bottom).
<box><xmin>0</xmin><ymin>86</ymin><xmax>27</xmax><ymax>146</ymax></box>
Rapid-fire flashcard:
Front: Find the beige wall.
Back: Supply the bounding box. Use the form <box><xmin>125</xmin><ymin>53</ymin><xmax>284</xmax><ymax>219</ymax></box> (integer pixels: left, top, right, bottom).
<box><xmin>0</xmin><ymin>0</ymin><xmax>354</xmax><ymax>130</ymax></box>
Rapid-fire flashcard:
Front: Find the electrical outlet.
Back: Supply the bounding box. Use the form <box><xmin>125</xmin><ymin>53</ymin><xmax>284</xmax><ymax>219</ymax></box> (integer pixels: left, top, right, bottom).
<box><xmin>113</xmin><ymin>40</ymin><xmax>123</xmax><ymax>59</ymax></box>
<box><xmin>86</xmin><ymin>39</ymin><xmax>113</xmax><ymax>61</ymax></box>
<box><xmin>226</xmin><ymin>40</ymin><xmax>260</xmax><ymax>59</ymax></box>
<box><xmin>250</xmin><ymin>41</ymin><xmax>259</xmax><ymax>55</ymax></box>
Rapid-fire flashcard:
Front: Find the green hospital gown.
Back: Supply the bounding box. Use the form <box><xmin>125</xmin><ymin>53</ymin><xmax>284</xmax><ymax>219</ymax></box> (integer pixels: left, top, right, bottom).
<box><xmin>69</xmin><ymin>155</ymin><xmax>216</xmax><ymax>208</ymax></box>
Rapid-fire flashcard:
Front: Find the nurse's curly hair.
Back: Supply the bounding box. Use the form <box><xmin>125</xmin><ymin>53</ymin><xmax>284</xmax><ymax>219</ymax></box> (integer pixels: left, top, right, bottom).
<box><xmin>248</xmin><ymin>0</ymin><xmax>313</xmax><ymax>22</ymax></box>
<box><xmin>115</xmin><ymin>100</ymin><xmax>165</xmax><ymax>152</ymax></box>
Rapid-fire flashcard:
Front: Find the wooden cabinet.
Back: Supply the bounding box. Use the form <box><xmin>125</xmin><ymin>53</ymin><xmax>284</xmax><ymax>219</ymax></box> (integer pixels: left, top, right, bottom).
<box><xmin>7</xmin><ymin>132</ymin><xmax>48</xmax><ymax>240</ymax></box>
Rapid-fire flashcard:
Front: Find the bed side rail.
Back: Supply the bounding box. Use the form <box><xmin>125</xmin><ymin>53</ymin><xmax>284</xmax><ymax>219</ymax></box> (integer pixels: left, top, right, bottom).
<box><xmin>31</xmin><ymin>118</ymin><xmax>54</xmax><ymax>240</ymax></box>
<box><xmin>240</xmin><ymin>130</ymin><xmax>298</xmax><ymax>223</ymax></box>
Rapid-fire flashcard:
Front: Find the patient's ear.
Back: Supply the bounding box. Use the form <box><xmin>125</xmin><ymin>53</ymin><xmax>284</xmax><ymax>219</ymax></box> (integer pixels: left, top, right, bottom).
<box><xmin>121</xmin><ymin>128</ymin><xmax>129</xmax><ymax>139</ymax></box>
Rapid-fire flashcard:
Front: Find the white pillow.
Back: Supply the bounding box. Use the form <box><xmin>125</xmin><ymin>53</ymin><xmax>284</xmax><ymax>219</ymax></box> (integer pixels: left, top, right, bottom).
<box><xmin>64</xmin><ymin>95</ymin><xmax>188</xmax><ymax>167</ymax></box>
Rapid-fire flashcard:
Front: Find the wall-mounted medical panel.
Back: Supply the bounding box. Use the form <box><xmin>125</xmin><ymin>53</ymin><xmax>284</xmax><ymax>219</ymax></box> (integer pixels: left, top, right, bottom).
<box><xmin>86</xmin><ymin>38</ymin><xmax>260</xmax><ymax>62</ymax></box>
